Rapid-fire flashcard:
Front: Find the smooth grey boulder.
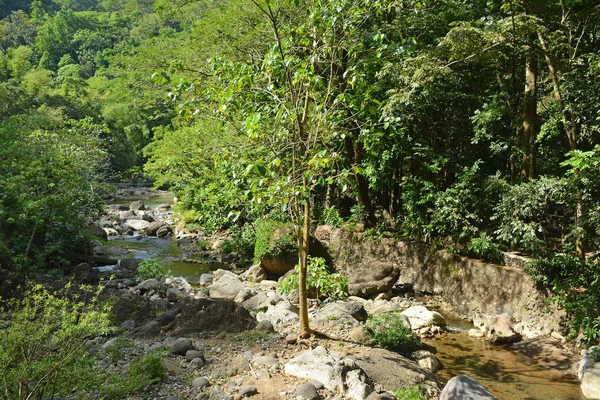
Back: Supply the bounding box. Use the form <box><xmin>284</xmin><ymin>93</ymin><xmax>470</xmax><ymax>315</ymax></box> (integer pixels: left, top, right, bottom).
<box><xmin>579</xmin><ymin>346</ymin><xmax>600</xmax><ymax>399</ymax></box>
<box><xmin>296</xmin><ymin>382</ymin><xmax>319</xmax><ymax>400</ymax></box>
<box><xmin>472</xmin><ymin>313</ymin><xmax>521</xmax><ymax>344</ymax></box>
<box><xmin>170</xmin><ymin>338</ymin><xmax>194</xmax><ymax>356</ymax></box>
<box><xmin>124</xmin><ymin>219</ymin><xmax>151</xmax><ymax>231</ymax></box>
<box><xmin>208</xmin><ymin>273</ymin><xmax>245</xmax><ymax>300</ymax></box>
<box><xmin>192</xmin><ymin>376</ymin><xmax>210</xmax><ymax>389</ymax></box>
<box><xmin>312</xmin><ymin>300</ymin><xmax>368</xmax><ymax>329</ymax></box>
<box><xmin>351</xmin><ymin>347</ymin><xmax>439</xmax><ymax>397</ymax></box>
<box><xmin>439</xmin><ymin>375</ymin><xmax>498</xmax><ymax>400</ymax></box>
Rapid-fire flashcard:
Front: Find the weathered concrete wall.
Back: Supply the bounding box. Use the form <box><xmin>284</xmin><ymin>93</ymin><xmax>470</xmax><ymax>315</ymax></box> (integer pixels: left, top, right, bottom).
<box><xmin>326</xmin><ymin>228</ymin><xmax>563</xmax><ymax>332</ymax></box>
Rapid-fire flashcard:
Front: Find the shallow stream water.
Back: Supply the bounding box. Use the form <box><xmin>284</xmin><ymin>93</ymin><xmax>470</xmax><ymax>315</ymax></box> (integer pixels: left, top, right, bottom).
<box><xmin>426</xmin><ymin>316</ymin><xmax>584</xmax><ymax>400</ymax></box>
<box><xmin>107</xmin><ymin>193</ymin><xmax>227</xmax><ymax>281</ymax></box>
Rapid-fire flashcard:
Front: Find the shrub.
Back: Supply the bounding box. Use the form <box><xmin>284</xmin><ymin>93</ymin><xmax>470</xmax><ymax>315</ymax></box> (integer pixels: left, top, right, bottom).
<box><xmin>137</xmin><ymin>258</ymin><xmax>171</xmax><ymax>280</ymax></box>
<box><xmin>365</xmin><ymin>312</ymin><xmax>421</xmax><ymax>352</ymax></box>
<box><xmin>277</xmin><ymin>256</ymin><xmax>348</xmax><ymax>299</ymax></box>
<box><xmin>393</xmin><ymin>386</ymin><xmax>427</xmax><ymax>400</ymax></box>
<box><xmin>253</xmin><ymin>219</ymin><xmax>296</xmax><ymax>262</ymax></box>
<box><xmin>0</xmin><ymin>283</ymin><xmax>113</xmax><ymax>400</ymax></box>
<box><xmin>525</xmin><ymin>253</ymin><xmax>600</xmax><ymax>347</ymax></box>
<box><xmin>468</xmin><ymin>232</ymin><xmax>503</xmax><ymax>264</ymax></box>
<box><xmin>319</xmin><ymin>206</ymin><xmax>343</xmax><ymax>227</ymax></box>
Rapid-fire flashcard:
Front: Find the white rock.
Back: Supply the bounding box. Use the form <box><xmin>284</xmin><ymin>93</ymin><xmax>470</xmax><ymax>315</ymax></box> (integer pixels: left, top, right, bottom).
<box><xmin>579</xmin><ymin>346</ymin><xmax>600</xmax><ymax>399</ymax></box>
<box><xmin>401</xmin><ymin>305</ymin><xmax>446</xmax><ymax>330</ymax></box>
<box><xmin>284</xmin><ymin>346</ymin><xmax>345</xmax><ymax>392</ymax></box>
<box><xmin>439</xmin><ymin>374</ymin><xmax>498</xmax><ymax>400</ymax></box>
<box><xmin>256</xmin><ymin>300</ymin><xmax>299</xmax><ymax>328</ymax></box>
<box><xmin>123</xmin><ymin>219</ymin><xmax>151</xmax><ymax>231</ymax></box>
<box><xmin>345</xmin><ymin>369</ymin><xmax>373</xmax><ymax>400</ymax></box>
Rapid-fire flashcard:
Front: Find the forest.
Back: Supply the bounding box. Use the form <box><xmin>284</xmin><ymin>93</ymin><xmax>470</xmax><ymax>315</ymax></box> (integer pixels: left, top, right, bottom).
<box><xmin>1</xmin><ymin>0</ymin><xmax>600</xmax><ymax>352</ymax></box>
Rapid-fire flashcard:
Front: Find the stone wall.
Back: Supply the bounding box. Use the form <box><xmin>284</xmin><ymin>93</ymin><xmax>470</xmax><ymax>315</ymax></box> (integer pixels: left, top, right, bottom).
<box><xmin>326</xmin><ymin>228</ymin><xmax>564</xmax><ymax>332</ymax></box>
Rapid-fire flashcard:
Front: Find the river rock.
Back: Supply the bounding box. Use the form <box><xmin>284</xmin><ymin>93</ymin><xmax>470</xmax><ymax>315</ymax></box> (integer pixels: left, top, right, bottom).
<box><xmin>401</xmin><ymin>305</ymin><xmax>446</xmax><ymax>330</ymax></box>
<box><xmin>241</xmin><ymin>263</ymin><xmax>267</xmax><ymax>283</ymax></box>
<box><xmin>256</xmin><ymin>300</ymin><xmax>299</xmax><ymax>328</ymax></box>
<box><xmin>439</xmin><ymin>374</ymin><xmax>498</xmax><ymax>400</ymax></box>
<box><xmin>312</xmin><ymin>300</ymin><xmax>368</xmax><ymax>329</ymax></box>
<box><xmin>351</xmin><ymin>347</ymin><xmax>439</xmax><ymax>397</ymax></box>
<box><xmin>72</xmin><ymin>262</ymin><xmax>100</xmax><ymax>284</ymax></box>
<box><xmin>284</xmin><ymin>346</ymin><xmax>372</xmax><ymax>396</ymax></box>
<box><xmin>238</xmin><ymin>385</ymin><xmax>258</xmax><ymax>397</ymax></box>
<box><xmin>192</xmin><ymin>376</ymin><xmax>210</xmax><ymax>389</ymax></box>
<box><xmin>129</xmin><ymin>200</ymin><xmax>145</xmax><ymax>211</ymax></box>
<box><xmin>296</xmin><ymin>382</ymin><xmax>319</xmax><ymax>400</ymax></box>
<box><xmin>411</xmin><ymin>350</ymin><xmax>440</xmax><ymax>373</ymax></box>
<box><xmin>345</xmin><ymin>369</ymin><xmax>374</xmax><ymax>400</ymax></box>
<box><xmin>156</xmin><ymin>225</ymin><xmax>173</xmax><ymax>237</ymax></box>
<box><xmin>138</xmin><ymin>279</ymin><xmax>163</xmax><ymax>292</ymax></box>
<box><xmin>124</xmin><ymin>219</ymin><xmax>151</xmax><ymax>231</ymax></box>
<box><xmin>242</xmin><ymin>292</ymin><xmax>271</xmax><ymax>311</ymax></box>
<box><xmin>346</xmin><ymin>262</ymin><xmax>400</xmax><ymax>297</ymax></box>
<box><xmin>473</xmin><ymin>313</ymin><xmax>521</xmax><ymax>344</ymax></box>
<box><xmin>120</xmin><ymin>258</ymin><xmax>141</xmax><ymax>271</ymax></box>
<box><xmin>208</xmin><ymin>273</ymin><xmax>245</xmax><ymax>299</ymax></box>
<box><xmin>199</xmin><ymin>273</ymin><xmax>213</xmax><ymax>285</ymax></box>
<box><xmin>170</xmin><ymin>338</ymin><xmax>195</xmax><ymax>355</ymax></box>
<box><xmin>579</xmin><ymin>346</ymin><xmax>600</xmax><ymax>399</ymax></box>
<box><xmin>146</xmin><ymin>221</ymin><xmax>169</xmax><ymax>236</ymax></box>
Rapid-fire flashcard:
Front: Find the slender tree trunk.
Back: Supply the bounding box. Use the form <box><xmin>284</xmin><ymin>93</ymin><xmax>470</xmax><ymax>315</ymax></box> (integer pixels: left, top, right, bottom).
<box><xmin>297</xmin><ymin>176</ymin><xmax>311</xmax><ymax>338</ymax></box>
<box><xmin>521</xmin><ymin>40</ymin><xmax>537</xmax><ymax>181</ymax></box>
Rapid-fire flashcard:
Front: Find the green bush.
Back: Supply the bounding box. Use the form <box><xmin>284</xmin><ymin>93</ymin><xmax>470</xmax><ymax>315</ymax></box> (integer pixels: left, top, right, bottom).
<box><xmin>393</xmin><ymin>386</ymin><xmax>427</xmax><ymax>400</ymax></box>
<box><xmin>137</xmin><ymin>258</ymin><xmax>171</xmax><ymax>280</ymax></box>
<box><xmin>253</xmin><ymin>219</ymin><xmax>296</xmax><ymax>262</ymax></box>
<box><xmin>525</xmin><ymin>253</ymin><xmax>600</xmax><ymax>347</ymax></box>
<box><xmin>0</xmin><ymin>283</ymin><xmax>113</xmax><ymax>400</ymax></box>
<box><xmin>277</xmin><ymin>256</ymin><xmax>348</xmax><ymax>299</ymax></box>
<box><xmin>319</xmin><ymin>206</ymin><xmax>344</xmax><ymax>227</ymax></box>
<box><xmin>468</xmin><ymin>232</ymin><xmax>503</xmax><ymax>264</ymax></box>
<box><xmin>365</xmin><ymin>312</ymin><xmax>421</xmax><ymax>352</ymax></box>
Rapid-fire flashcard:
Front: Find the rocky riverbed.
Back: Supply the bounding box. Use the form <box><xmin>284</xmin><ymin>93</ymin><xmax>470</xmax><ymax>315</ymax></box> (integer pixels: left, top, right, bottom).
<box><xmin>54</xmin><ymin>193</ymin><xmax>597</xmax><ymax>399</ymax></box>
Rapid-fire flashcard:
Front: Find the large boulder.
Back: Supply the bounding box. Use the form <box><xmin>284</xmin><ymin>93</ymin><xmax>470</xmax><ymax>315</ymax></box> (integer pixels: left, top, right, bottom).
<box><xmin>312</xmin><ymin>300</ymin><xmax>368</xmax><ymax>329</ymax></box>
<box><xmin>351</xmin><ymin>347</ymin><xmax>439</xmax><ymax>397</ymax></box>
<box><xmin>208</xmin><ymin>273</ymin><xmax>245</xmax><ymax>300</ymax></box>
<box><xmin>401</xmin><ymin>305</ymin><xmax>446</xmax><ymax>330</ymax></box>
<box><xmin>439</xmin><ymin>375</ymin><xmax>498</xmax><ymax>400</ymax></box>
<box><xmin>123</xmin><ymin>219</ymin><xmax>151</xmax><ymax>231</ymax></box>
<box><xmin>129</xmin><ymin>200</ymin><xmax>145</xmax><ymax>211</ymax></box>
<box><xmin>120</xmin><ymin>258</ymin><xmax>141</xmax><ymax>271</ymax></box>
<box><xmin>146</xmin><ymin>221</ymin><xmax>167</xmax><ymax>236</ymax></box>
<box><xmin>472</xmin><ymin>313</ymin><xmax>521</xmax><ymax>344</ymax></box>
<box><xmin>72</xmin><ymin>263</ymin><xmax>100</xmax><ymax>284</ymax></box>
<box><xmin>347</xmin><ymin>262</ymin><xmax>399</xmax><ymax>297</ymax></box>
<box><xmin>579</xmin><ymin>346</ymin><xmax>600</xmax><ymax>399</ymax></box>
<box><xmin>284</xmin><ymin>346</ymin><xmax>373</xmax><ymax>399</ymax></box>
<box><xmin>256</xmin><ymin>300</ymin><xmax>299</xmax><ymax>328</ymax></box>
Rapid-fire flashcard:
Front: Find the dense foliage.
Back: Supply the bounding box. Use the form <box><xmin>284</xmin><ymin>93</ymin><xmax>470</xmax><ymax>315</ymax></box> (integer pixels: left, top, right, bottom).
<box><xmin>1</xmin><ymin>0</ymin><xmax>600</xmax><ymax>343</ymax></box>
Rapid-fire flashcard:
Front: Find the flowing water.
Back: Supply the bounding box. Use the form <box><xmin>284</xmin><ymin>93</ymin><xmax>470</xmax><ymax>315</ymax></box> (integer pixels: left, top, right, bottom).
<box><xmin>426</xmin><ymin>316</ymin><xmax>584</xmax><ymax>400</ymax></box>
<box><xmin>106</xmin><ymin>193</ymin><xmax>228</xmax><ymax>281</ymax></box>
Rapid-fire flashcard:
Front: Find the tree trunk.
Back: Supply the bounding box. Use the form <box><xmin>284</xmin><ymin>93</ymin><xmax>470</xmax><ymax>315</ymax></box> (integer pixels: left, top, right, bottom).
<box><xmin>344</xmin><ymin>136</ymin><xmax>375</xmax><ymax>225</ymax></box>
<box><xmin>297</xmin><ymin>176</ymin><xmax>311</xmax><ymax>339</ymax></box>
<box><xmin>520</xmin><ymin>40</ymin><xmax>537</xmax><ymax>181</ymax></box>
